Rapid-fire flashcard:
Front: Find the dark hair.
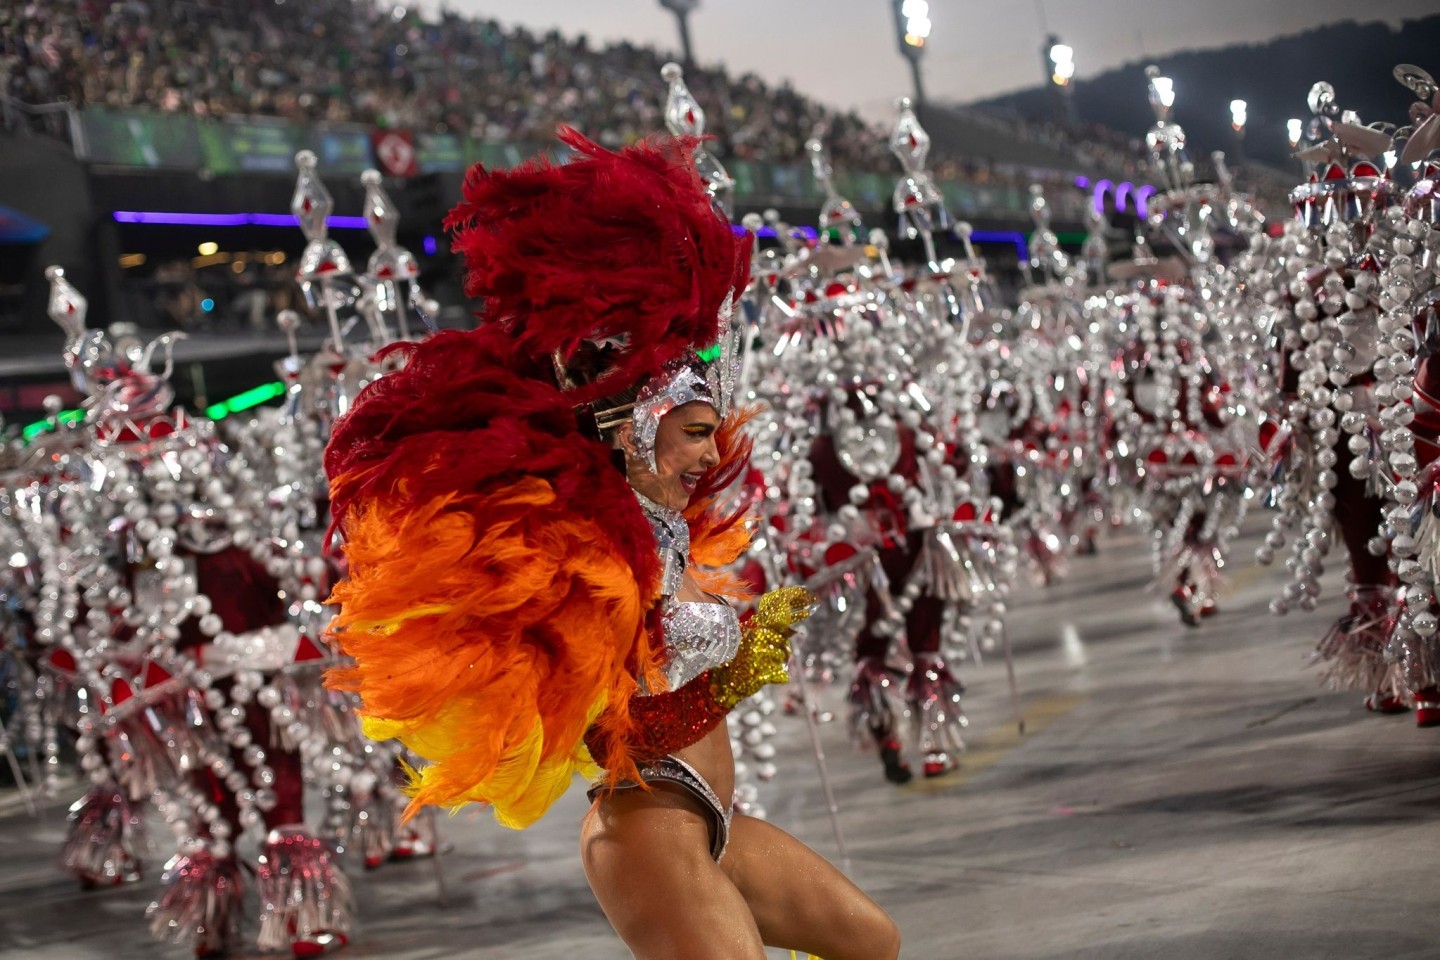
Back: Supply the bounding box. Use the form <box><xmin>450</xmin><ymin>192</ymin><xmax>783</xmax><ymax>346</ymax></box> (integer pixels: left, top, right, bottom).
<box><xmin>561</xmin><ymin>340</ymin><xmax>645</xmax><ymax>442</ymax></box>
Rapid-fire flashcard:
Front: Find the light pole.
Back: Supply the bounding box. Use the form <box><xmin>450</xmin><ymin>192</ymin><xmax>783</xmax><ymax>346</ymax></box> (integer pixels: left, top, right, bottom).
<box><xmin>658</xmin><ymin>0</ymin><xmax>700</xmax><ymax>66</ymax></box>
<box><xmin>1044</xmin><ymin>35</ymin><xmax>1076</xmax><ymax>127</ymax></box>
<box><xmin>891</xmin><ymin>0</ymin><xmax>931</xmax><ymax>109</ymax></box>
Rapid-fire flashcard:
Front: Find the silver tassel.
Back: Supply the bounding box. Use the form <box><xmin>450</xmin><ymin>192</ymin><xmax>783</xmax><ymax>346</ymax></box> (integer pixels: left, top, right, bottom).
<box><xmin>146</xmin><ymin>849</ymin><xmax>244</xmax><ymax>951</ymax></box>
<box><xmin>255</xmin><ymin>825</ymin><xmax>354</xmax><ymax>953</ymax></box>
<box><xmin>60</xmin><ymin>784</ymin><xmax>144</xmax><ymax>887</ymax></box>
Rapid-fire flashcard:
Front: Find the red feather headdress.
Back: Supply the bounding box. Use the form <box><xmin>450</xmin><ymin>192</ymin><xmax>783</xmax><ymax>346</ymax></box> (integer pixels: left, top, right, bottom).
<box><xmin>443</xmin><ymin>125</ymin><xmax>750</xmax><ymax>406</ymax></box>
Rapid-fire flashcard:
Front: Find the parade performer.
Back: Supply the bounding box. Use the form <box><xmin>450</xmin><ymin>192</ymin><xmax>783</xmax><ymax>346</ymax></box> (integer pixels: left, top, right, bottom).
<box><xmin>323</xmin><ymin>127</ymin><xmax>900</xmax><ymax>960</ymax></box>
<box><xmin>1254</xmin><ymin>79</ymin><xmax>1416</xmax><ymax>709</ymax></box>
<box><xmin>1382</xmin><ymin>64</ymin><xmax>1440</xmax><ymax>725</ymax></box>
<box><xmin>28</xmin><ymin>269</ymin><xmax>354</xmax><ymax>959</ymax></box>
<box><xmin>1266</xmin><ymin>66</ymin><xmax>1440</xmax><ymax>723</ymax></box>
<box><xmin>1107</xmin><ymin>70</ymin><xmax>1257</xmax><ymax>627</ymax></box>
<box><xmin>742</xmin><ymin>117</ymin><xmax>1018</xmax><ymax>786</ymax></box>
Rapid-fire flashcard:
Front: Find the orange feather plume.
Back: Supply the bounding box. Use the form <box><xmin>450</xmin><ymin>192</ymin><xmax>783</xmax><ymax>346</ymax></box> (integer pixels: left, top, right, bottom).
<box><xmin>327</xmin><ymin>476</ymin><xmax>662</xmax><ymax>827</ymax></box>
<box><xmin>684</xmin><ymin>405</ymin><xmax>759</xmax><ymax>602</ymax></box>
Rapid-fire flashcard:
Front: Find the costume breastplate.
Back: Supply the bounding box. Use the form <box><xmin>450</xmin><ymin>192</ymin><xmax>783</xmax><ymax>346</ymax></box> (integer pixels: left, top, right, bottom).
<box><xmin>659</xmin><ymin>600</ymin><xmax>741</xmax><ymax>689</ymax></box>
<box><xmin>633</xmin><ymin>490</ymin><xmax>741</xmax><ymax>692</ymax></box>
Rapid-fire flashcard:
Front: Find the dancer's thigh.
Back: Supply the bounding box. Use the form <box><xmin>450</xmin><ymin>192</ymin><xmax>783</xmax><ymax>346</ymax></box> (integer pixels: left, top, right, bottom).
<box><xmin>722</xmin><ymin>814</ymin><xmax>900</xmax><ymax>960</ymax></box>
<box><xmin>580</xmin><ymin>788</ymin><xmax>766</xmax><ymax>960</ymax></box>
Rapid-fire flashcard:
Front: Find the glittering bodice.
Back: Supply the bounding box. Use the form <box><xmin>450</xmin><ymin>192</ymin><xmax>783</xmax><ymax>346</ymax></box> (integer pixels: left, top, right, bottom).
<box><xmin>632</xmin><ymin>489</ymin><xmax>742</xmax><ymax>692</ymax></box>
<box><xmin>659</xmin><ymin>599</ymin><xmax>741</xmax><ymax>689</ymax></box>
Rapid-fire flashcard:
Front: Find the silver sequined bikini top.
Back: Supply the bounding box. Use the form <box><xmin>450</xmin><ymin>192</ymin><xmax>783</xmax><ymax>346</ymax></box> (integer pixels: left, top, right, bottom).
<box><xmin>659</xmin><ymin>598</ymin><xmax>741</xmax><ymax>689</ymax></box>
<box><xmin>632</xmin><ymin>489</ymin><xmax>742</xmax><ymax>691</ymax></box>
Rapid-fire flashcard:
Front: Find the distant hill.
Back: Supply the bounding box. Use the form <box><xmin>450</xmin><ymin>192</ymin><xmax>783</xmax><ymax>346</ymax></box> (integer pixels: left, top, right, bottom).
<box><xmin>970</xmin><ymin>16</ymin><xmax>1440</xmax><ymax>170</ymax></box>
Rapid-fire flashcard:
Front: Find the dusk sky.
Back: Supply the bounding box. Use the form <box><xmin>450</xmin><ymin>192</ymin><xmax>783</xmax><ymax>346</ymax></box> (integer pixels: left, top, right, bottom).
<box><xmin>433</xmin><ymin>0</ymin><xmax>1437</xmax><ymax>120</ymax></box>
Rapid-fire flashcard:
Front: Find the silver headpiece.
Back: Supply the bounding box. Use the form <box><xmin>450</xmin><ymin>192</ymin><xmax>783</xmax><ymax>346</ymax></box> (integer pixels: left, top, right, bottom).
<box><xmin>628</xmin><ymin>291</ymin><xmax>741</xmax><ymax>470</ymax></box>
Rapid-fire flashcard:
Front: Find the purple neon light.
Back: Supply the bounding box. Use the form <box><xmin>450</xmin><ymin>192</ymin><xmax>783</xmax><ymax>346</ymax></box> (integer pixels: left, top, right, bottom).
<box><xmin>1090</xmin><ymin>180</ymin><xmax>1158</xmax><ymax>217</ymax></box>
<box><xmin>1074</xmin><ymin>175</ymin><xmax>1090</xmax><ymax>188</ymax></box>
<box><xmin>113</xmin><ymin>211</ymin><xmax>369</xmax><ymax>229</ymax></box>
<box><xmin>971</xmin><ymin>230</ymin><xmax>1029</xmax><ymax>260</ymax></box>
<box><xmin>422</xmin><ymin>235</ymin><xmax>438</xmax><ymax>256</ymax></box>
<box><xmin>1134</xmin><ymin>184</ymin><xmax>1156</xmax><ymax>218</ymax></box>
<box><xmin>113</xmin><ymin>210</ymin><xmax>821</xmax><ymax>242</ymax></box>
<box><xmin>1114</xmin><ymin>181</ymin><xmax>1133</xmax><ymax>212</ymax></box>
<box><xmin>733</xmin><ymin>224</ymin><xmax>818</xmax><ymax>240</ymax></box>
<box><xmin>1091</xmin><ymin>179</ymin><xmax>1115</xmax><ymax>215</ymax></box>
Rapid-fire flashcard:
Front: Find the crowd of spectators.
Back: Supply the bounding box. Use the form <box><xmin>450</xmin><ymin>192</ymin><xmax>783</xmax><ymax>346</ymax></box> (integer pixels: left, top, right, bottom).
<box><xmin>1</xmin><ymin>0</ymin><xmax>1147</xmax><ymax>191</ymax></box>
<box><xmin>2</xmin><ymin>0</ymin><xmax>899</xmax><ymax>169</ymax></box>
<box><xmin>1018</xmin><ymin>118</ymin><xmax>1149</xmax><ymax>179</ymax></box>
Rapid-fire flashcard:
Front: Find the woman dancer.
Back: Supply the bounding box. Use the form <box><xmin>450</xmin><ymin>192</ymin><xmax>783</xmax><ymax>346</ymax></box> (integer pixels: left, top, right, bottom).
<box><xmin>323</xmin><ymin>129</ymin><xmax>899</xmax><ymax>960</ymax></box>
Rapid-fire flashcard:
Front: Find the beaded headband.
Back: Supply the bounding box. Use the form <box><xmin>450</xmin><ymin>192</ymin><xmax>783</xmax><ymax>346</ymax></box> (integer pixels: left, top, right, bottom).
<box><xmin>589</xmin><ymin>290</ymin><xmax>742</xmax><ymax>470</ymax></box>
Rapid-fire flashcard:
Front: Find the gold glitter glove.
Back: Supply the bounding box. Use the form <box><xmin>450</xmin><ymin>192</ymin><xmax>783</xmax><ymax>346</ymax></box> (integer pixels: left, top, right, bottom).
<box><xmin>710</xmin><ymin>587</ymin><xmax>813</xmax><ymax>709</ymax></box>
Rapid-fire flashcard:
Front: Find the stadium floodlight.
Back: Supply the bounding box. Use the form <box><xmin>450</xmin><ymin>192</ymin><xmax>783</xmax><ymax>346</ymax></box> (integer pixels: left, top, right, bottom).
<box><xmin>1230</xmin><ymin>99</ymin><xmax>1248</xmax><ymax>134</ymax></box>
<box><xmin>1045</xmin><ymin>36</ymin><xmax>1078</xmax><ymax>126</ymax></box>
<box><xmin>1049</xmin><ymin>43</ymin><xmax>1075</xmax><ymax>86</ymax></box>
<box><xmin>1151</xmin><ymin>75</ymin><xmax>1175</xmax><ymax>110</ymax></box>
<box><xmin>892</xmin><ymin>1</ymin><xmax>930</xmax><ymax>105</ymax></box>
<box><xmin>901</xmin><ymin>0</ymin><xmax>931</xmax><ymax>48</ymax></box>
<box><xmin>1287</xmin><ymin>117</ymin><xmax>1303</xmax><ymax>148</ymax></box>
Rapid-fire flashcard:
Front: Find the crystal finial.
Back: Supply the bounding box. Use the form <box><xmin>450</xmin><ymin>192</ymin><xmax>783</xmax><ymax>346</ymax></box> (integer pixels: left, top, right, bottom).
<box><xmin>808</xmin><ymin>137</ymin><xmax>863</xmax><ymax>241</ymax></box>
<box><xmin>889</xmin><ymin>97</ymin><xmax>931</xmax><ymax>174</ymax></box>
<box><xmin>291</xmin><ymin>150</ymin><xmax>333</xmax><ymax>243</ymax></box>
<box><xmin>1142</xmin><ymin>67</ymin><xmax>1191</xmax><ymax>192</ymax></box>
<box><xmin>1027</xmin><ymin>186</ymin><xmax>1067</xmax><ymax>280</ymax></box>
<box><xmin>45</xmin><ymin>265</ymin><xmax>87</xmax><ymax>341</ymax></box>
<box><xmin>291</xmin><ymin>151</ymin><xmax>352</xmax><ymax>283</ymax></box>
<box><xmin>1211</xmin><ymin>151</ymin><xmax>1234</xmax><ymax>193</ymax></box>
<box><xmin>660</xmin><ymin>62</ymin><xmax>734</xmax><ymax>216</ymax></box>
<box><xmin>362</xmin><ymin>169</ymin><xmax>418</xmax><ymax>282</ymax></box>
<box><xmin>1029</xmin><ymin>184</ymin><xmax>1052</xmax><ymax>231</ymax></box>
<box><xmin>661</xmin><ymin>61</ymin><xmax>705</xmax><ymax>137</ymax></box>
<box><xmin>888</xmin><ymin>98</ymin><xmax>948</xmax><ymax>246</ymax></box>
<box><xmin>1081</xmin><ymin>203</ymin><xmax>1109</xmax><ymax>277</ymax></box>
<box><xmin>360</xmin><ymin>169</ymin><xmax>398</xmax><ymax>249</ymax></box>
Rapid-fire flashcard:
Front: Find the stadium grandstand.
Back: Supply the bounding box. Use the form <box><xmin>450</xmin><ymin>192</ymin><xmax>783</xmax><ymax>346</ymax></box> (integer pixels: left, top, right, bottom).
<box><xmin>0</xmin><ymin>0</ymin><xmax>1260</xmax><ymax>424</ymax></box>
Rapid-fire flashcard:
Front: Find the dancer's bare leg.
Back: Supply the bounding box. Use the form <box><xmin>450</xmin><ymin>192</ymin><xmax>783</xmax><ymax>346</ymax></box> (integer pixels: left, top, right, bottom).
<box><xmin>723</xmin><ymin>814</ymin><xmax>901</xmax><ymax>960</ymax></box>
<box><xmin>581</xmin><ymin>787</ymin><xmax>766</xmax><ymax>960</ymax></box>
<box><xmin>581</xmin><ymin>794</ymin><xmax>899</xmax><ymax>960</ymax></box>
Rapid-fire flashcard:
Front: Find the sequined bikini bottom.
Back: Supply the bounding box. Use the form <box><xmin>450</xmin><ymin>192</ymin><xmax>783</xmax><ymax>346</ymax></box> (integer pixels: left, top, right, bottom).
<box><xmin>588</xmin><ymin>755</ymin><xmax>733</xmax><ymax>861</ymax></box>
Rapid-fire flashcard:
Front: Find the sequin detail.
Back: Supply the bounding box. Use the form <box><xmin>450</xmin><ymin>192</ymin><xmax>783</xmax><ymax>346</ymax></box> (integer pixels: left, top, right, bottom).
<box><xmin>632</xmin><ymin>363</ymin><xmax>713</xmax><ymax>472</ymax></box>
<box><xmin>588</xmin><ymin>755</ymin><xmax>733</xmax><ymax>860</ymax></box>
<box><xmin>633</xmin><ymin>490</ymin><xmax>688</xmax><ymax>597</ymax></box>
<box><xmin>585</xmin><ymin>587</ymin><xmax>814</xmax><ymax>765</ymax></box>
<box><xmin>658</xmin><ymin>601</ymin><xmax>741</xmax><ymax>689</ymax></box>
